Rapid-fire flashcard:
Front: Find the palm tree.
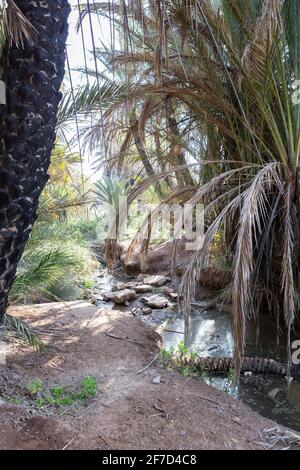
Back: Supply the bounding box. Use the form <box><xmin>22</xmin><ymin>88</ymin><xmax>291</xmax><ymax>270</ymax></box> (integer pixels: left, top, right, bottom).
<box><xmin>69</xmin><ymin>0</ymin><xmax>300</xmax><ymax>375</ymax></box>
<box><xmin>0</xmin><ymin>0</ymin><xmax>71</xmax><ymax>321</ymax></box>
<box><xmin>59</xmin><ymin>3</ymin><xmax>197</xmax><ymax>187</ymax></box>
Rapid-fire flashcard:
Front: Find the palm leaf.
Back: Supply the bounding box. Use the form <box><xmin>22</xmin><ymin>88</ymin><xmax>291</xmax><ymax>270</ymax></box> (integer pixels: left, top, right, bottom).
<box><xmin>3</xmin><ymin>314</ymin><xmax>44</xmax><ymax>350</ymax></box>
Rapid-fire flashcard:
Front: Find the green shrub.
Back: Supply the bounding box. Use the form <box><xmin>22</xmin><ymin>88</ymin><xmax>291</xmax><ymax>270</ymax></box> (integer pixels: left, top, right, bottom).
<box><xmin>10</xmin><ymin>220</ymin><xmax>97</xmax><ymax>305</ymax></box>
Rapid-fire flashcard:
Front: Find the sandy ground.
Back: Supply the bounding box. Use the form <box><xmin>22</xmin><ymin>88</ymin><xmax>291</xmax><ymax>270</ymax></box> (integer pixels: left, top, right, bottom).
<box><xmin>0</xmin><ymin>301</ymin><xmax>290</xmax><ymax>450</ymax></box>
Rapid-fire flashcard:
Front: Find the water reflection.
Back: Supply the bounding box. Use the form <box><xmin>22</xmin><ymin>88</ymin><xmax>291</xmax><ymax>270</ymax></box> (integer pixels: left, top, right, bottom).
<box><xmin>161</xmin><ymin>309</ymin><xmax>300</xmax><ymax>432</ymax></box>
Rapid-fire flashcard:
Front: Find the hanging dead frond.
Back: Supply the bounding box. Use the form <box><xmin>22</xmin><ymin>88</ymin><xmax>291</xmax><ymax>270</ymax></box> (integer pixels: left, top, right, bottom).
<box><xmin>0</xmin><ymin>0</ymin><xmax>35</xmax><ymax>48</ymax></box>
<box><xmin>242</xmin><ymin>0</ymin><xmax>283</xmax><ymax>82</ymax></box>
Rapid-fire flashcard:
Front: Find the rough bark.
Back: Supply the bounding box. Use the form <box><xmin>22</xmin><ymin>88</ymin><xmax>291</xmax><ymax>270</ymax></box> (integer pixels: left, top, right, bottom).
<box><xmin>0</xmin><ymin>0</ymin><xmax>70</xmax><ymax>320</ymax></box>
<box><xmin>181</xmin><ymin>355</ymin><xmax>300</xmax><ymax>377</ymax></box>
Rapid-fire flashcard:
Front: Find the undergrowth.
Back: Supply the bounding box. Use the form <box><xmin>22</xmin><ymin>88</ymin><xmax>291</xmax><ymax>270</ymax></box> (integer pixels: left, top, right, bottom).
<box><xmin>160</xmin><ymin>341</ymin><xmax>237</xmax><ymax>389</ymax></box>
<box><xmin>10</xmin><ymin>219</ymin><xmax>97</xmax><ymax>305</ymax></box>
<box><xmin>160</xmin><ymin>341</ymin><xmax>200</xmax><ymax>378</ymax></box>
<box><xmin>26</xmin><ymin>376</ymin><xmax>98</xmax><ymax>409</ymax></box>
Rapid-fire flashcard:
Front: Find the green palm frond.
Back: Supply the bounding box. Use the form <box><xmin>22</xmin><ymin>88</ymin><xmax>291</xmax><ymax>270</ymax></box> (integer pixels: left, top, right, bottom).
<box><xmin>93</xmin><ymin>175</ymin><xmax>129</xmax><ymax>208</ymax></box>
<box><xmin>3</xmin><ymin>314</ymin><xmax>44</xmax><ymax>350</ymax></box>
<box><xmin>73</xmin><ymin>0</ymin><xmax>300</xmax><ymax>374</ymax></box>
<box><xmin>10</xmin><ymin>245</ymin><xmax>77</xmax><ymax>303</ymax></box>
<box><xmin>38</xmin><ymin>189</ymin><xmax>89</xmax><ymax>222</ymax></box>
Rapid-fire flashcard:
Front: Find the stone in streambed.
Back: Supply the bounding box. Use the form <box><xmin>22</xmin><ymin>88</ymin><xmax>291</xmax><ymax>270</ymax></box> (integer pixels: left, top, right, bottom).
<box><xmin>142</xmin><ymin>275</ymin><xmax>169</xmax><ymax>287</ymax></box>
<box><xmin>134</xmin><ymin>284</ymin><xmax>153</xmax><ymax>293</ymax></box>
<box><xmin>160</xmin><ymin>286</ymin><xmax>174</xmax><ymax>295</ymax></box>
<box><xmin>111</xmin><ymin>283</ymin><xmax>126</xmax><ymax>292</ymax></box>
<box><xmin>103</xmin><ymin>289</ymin><xmax>137</xmax><ymax>304</ymax></box>
<box><xmin>142</xmin><ymin>307</ymin><xmax>152</xmax><ymax>315</ymax></box>
<box><xmin>169</xmin><ymin>293</ymin><xmax>178</xmax><ymax>300</ymax></box>
<box><xmin>141</xmin><ymin>294</ymin><xmax>170</xmax><ymax>309</ymax></box>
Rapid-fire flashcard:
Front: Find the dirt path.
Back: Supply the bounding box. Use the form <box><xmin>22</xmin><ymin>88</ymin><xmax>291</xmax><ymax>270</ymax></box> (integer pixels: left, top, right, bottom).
<box><xmin>0</xmin><ymin>301</ymin><xmax>290</xmax><ymax>450</ymax></box>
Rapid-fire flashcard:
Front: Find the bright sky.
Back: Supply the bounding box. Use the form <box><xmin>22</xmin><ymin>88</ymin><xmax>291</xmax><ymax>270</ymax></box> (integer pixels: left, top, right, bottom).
<box><xmin>66</xmin><ymin>1</ymin><xmax>110</xmax><ymax>179</ymax></box>
<box><xmin>68</xmin><ymin>1</ymin><xmax>96</xmax><ymax>86</ymax></box>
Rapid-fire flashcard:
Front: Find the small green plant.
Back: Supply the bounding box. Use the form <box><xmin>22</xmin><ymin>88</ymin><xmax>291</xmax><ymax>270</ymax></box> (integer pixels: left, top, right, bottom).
<box><xmin>8</xmin><ymin>397</ymin><xmax>23</xmax><ymax>405</ymax></box>
<box><xmin>48</xmin><ymin>386</ymin><xmax>74</xmax><ymax>406</ymax></box>
<box><xmin>25</xmin><ymin>376</ymin><xmax>98</xmax><ymax>409</ymax></box>
<box><xmin>151</xmin><ymin>287</ymin><xmax>161</xmax><ymax>293</ymax></box>
<box><xmin>83</xmin><ymin>279</ymin><xmax>93</xmax><ymax>289</ymax></box>
<box><xmin>181</xmin><ymin>365</ymin><xmax>196</xmax><ymax>378</ymax></box>
<box><xmin>160</xmin><ymin>343</ymin><xmax>198</xmax><ymax>377</ymax></box>
<box><xmin>75</xmin><ymin>376</ymin><xmax>97</xmax><ymax>400</ymax></box>
<box><xmin>160</xmin><ymin>348</ymin><xmax>173</xmax><ymax>363</ymax></box>
<box><xmin>227</xmin><ymin>367</ymin><xmax>236</xmax><ymax>384</ymax></box>
<box><xmin>177</xmin><ymin>340</ymin><xmax>189</xmax><ymax>356</ymax></box>
<box><xmin>27</xmin><ymin>378</ymin><xmax>44</xmax><ymax>396</ymax></box>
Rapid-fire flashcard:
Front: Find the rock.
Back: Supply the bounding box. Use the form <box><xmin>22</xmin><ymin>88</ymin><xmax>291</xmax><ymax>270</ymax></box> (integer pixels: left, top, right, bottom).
<box><xmin>112</xmin><ymin>281</ymin><xmax>138</xmax><ymax>291</ymax></box>
<box><xmin>142</xmin><ymin>307</ymin><xmax>152</xmax><ymax>315</ymax></box>
<box><xmin>268</xmin><ymin>387</ymin><xmax>280</xmax><ymax>400</ymax></box>
<box><xmin>152</xmin><ymin>375</ymin><xmax>161</xmax><ymax>384</ymax></box>
<box><xmin>169</xmin><ymin>292</ymin><xmax>178</xmax><ymax>300</ymax></box>
<box><xmin>131</xmin><ymin>307</ymin><xmax>143</xmax><ymax>316</ymax></box>
<box><xmin>134</xmin><ymin>284</ymin><xmax>153</xmax><ymax>293</ymax></box>
<box><xmin>137</xmin><ymin>274</ymin><xmax>145</xmax><ymax>282</ymax></box>
<box><xmin>111</xmin><ymin>282</ymin><xmax>126</xmax><ymax>292</ymax></box>
<box><xmin>96</xmin><ymin>299</ymin><xmax>114</xmax><ymax>309</ymax></box>
<box><xmin>142</xmin><ymin>275</ymin><xmax>169</xmax><ymax>287</ymax></box>
<box><xmin>103</xmin><ymin>289</ymin><xmax>137</xmax><ymax>304</ymax></box>
<box><xmin>232</xmin><ymin>417</ymin><xmax>241</xmax><ymax>424</ymax></box>
<box><xmin>124</xmin><ymin>281</ymin><xmax>138</xmax><ymax>289</ymax></box>
<box><xmin>160</xmin><ymin>286</ymin><xmax>175</xmax><ymax>296</ymax></box>
<box><xmin>120</xmin><ymin>251</ymin><xmax>141</xmax><ymax>275</ymax></box>
<box><xmin>141</xmin><ymin>294</ymin><xmax>170</xmax><ymax>309</ymax></box>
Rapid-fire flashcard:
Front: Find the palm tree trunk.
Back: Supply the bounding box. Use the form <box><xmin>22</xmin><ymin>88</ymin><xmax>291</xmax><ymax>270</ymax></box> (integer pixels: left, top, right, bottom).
<box><xmin>165</xmin><ymin>97</ymin><xmax>194</xmax><ymax>187</ymax></box>
<box><xmin>130</xmin><ymin>114</ymin><xmax>155</xmax><ymax>177</ymax></box>
<box><xmin>0</xmin><ymin>0</ymin><xmax>70</xmax><ymax>320</ymax></box>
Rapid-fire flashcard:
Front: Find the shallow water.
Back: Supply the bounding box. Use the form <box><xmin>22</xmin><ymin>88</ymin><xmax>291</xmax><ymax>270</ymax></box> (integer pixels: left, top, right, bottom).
<box><xmin>160</xmin><ymin>309</ymin><xmax>300</xmax><ymax>432</ymax></box>
<box><xmin>93</xmin><ymin>270</ymin><xmax>300</xmax><ymax>432</ymax></box>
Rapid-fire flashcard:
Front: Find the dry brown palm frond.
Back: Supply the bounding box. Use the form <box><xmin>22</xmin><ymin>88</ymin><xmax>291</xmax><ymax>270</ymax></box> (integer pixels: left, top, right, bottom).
<box><xmin>232</xmin><ymin>162</ymin><xmax>282</xmax><ymax>373</ymax></box>
<box><xmin>126</xmin><ymin>160</ymin><xmax>250</xmax><ymax>206</ymax></box>
<box><xmin>124</xmin><ymin>185</ymin><xmax>195</xmax><ymax>266</ymax></box>
<box><xmin>125</xmin><ymin>166</ymin><xmax>256</xmax><ymax>276</ymax></box>
<box><xmin>0</xmin><ymin>0</ymin><xmax>35</xmax><ymax>47</ymax></box>
<box><xmin>179</xmin><ymin>162</ymin><xmax>283</xmax><ymax>372</ymax></box>
<box><xmin>280</xmin><ymin>182</ymin><xmax>295</xmax><ymax>380</ymax></box>
<box><xmin>242</xmin><ymin>0</ymin><xmax>283</xmax><ymax>82</ymax></box>
<box><xmin>180</xmin><ymin>190</ymin><xmax>243</xmax><ymax>341</ymax></box>
<box><xmin>187</xmin><ymin>165</ymin><xmax>259</xmax><ymax>206</ymax></box>
<box><xmin>104</xmin><ymin>160</ymin><xmax>250</xmax><ymax>269</ymax></box>
<box><xmin>74</xmin><ymin>0</ymin><xmax>299</xmax><ymax>372</ymax></box>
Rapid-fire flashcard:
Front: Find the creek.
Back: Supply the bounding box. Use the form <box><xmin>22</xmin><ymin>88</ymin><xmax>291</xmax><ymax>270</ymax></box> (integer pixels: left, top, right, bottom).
<box><xmin>92</xmin><ymin>269</ymin><xmax>300</xmax><ymax>432</ymax></box>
